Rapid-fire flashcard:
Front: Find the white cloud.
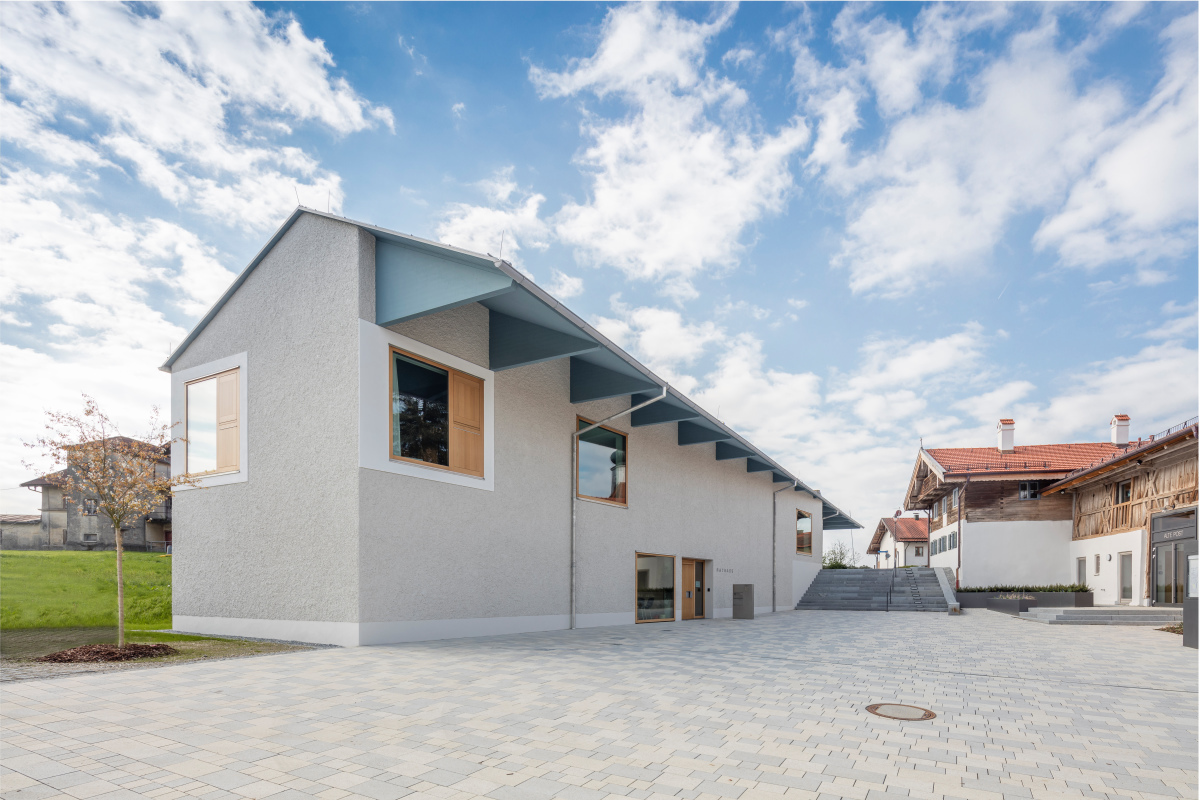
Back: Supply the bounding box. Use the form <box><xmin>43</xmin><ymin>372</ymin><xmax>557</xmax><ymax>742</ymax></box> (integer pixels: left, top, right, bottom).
<box><xmin>1</xmin><ymin>2</ymin><xmax>392</xmax><ymax>230</ymax></box>
<box><xmin>435</xmin><ymin>168</ymin><xmax>551</xmax><ymax>267</ymax></box>
<box><xmin>786</xmin><ymin>298</ymin><xmax>809</xmax><ymax>310</ymax></box>
<box><xmin>1034</xmin><ymin>13</ymin><xmax>1198</xmax><ymax>270</ymax></box>
<box><xmin>452</xmin><ymin>102</ymin><xmax>466</xmax><ymax>119</ymax></box>
<box><xmin>546</xmin><ymin>270</ymin><xmax>584</xmax><ymax>300</ymax></box>
<box><xmin>785</xmin><ymin>5</ymin><xmax>1194</xmax><ymax>297</ymax></box>
<box><xmin>531</xmin><ymin>3</ymin><xmax>809</xmax><ymax>300</ymax></box>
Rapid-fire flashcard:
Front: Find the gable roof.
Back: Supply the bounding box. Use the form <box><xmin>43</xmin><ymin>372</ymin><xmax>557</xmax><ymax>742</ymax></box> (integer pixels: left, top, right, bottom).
<box><xmin>1043</xmin><ymin>418</ymin><xmax>1198</xmax><ymax>495</ymax></box>
<box><xmin>160</xmin><ymin>207</ymin><xmax>862</xmax><ymax>530</ymax></box>
<box><xmin>866</xmin><ymin>516</ymin><xmax>928</xmax><ymax>554</ymax></box>
<box><xmin>0</xmin><ymin>514</ymin><xmax>40</xmax><ymax>525</ymax></box>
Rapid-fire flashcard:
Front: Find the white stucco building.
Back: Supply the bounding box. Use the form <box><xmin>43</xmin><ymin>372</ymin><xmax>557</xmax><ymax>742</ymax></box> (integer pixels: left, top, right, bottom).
<box><xmin>162</xmin><ymin>208</ymin><xmax>860</xmax><ymax>646</ymax></box>
<box><xmin>866</xmin><ymin>514</ymin><xmax>929</xmax><ymax>568</ymax></box>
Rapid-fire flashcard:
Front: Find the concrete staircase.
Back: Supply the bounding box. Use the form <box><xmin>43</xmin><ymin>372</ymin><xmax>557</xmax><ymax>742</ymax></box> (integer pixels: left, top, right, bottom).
<box><xmin>795</xmin><ymin>567</ymin><xmax>948</xmax><ymax>612</ymax></box>
<box><xmin>1019</xmin><ymin>607</ymin><xmax>1183</xmax><ymax>625</ymax></box>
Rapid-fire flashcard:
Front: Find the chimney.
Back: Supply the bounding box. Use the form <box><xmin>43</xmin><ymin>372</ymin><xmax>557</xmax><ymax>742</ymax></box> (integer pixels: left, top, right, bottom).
<box><xmin>894</xmin><ymin>510</ymin><xmax>901</xmax><ymax>518</ymax></box>
<box><xmin>1111</xmin><ymin>414</ymin><xmax>1130</xmax><ymax>446</ymax></box>
<box><xmin>997</xmin><ymin>418</ymin><xmax>1015</xmax><ymax>453</ymax></box>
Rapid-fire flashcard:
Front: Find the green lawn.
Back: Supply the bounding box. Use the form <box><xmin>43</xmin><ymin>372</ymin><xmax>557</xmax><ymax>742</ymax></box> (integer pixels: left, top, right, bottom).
<box><xmin>0</xmin><ymin>551</ymin><xmax>172</xmax><ymax>629</ymax></box>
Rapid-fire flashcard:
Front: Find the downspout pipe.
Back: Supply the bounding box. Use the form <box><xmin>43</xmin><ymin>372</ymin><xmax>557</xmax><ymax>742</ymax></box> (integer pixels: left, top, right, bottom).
<box><xmin>570</xmin><ymin>386</ymin><xmax>667</xmax><ymax>630</ymax></box>
<box><xmin>772</xmin><ymin>481</ymin><xmax>799</xmax><ymax>613</ymax></box>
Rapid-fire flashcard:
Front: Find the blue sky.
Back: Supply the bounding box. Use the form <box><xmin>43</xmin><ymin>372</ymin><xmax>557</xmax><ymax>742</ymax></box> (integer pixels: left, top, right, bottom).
<box><xmin>2</xmin><ymin>2</ymin><xmax>1197</xmax><ymax>557</ymax></box>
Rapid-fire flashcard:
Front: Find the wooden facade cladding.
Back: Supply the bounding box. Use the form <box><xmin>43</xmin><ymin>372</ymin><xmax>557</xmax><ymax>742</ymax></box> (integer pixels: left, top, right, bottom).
<box><xmin>965</xmin><ymin>482</ymin><xmax>1072</xmax><ymax>523</ymax></box>
<box><xmin>1072</xmin><ymin>451</ymin><xmax>1198</xmax><ymax>540</ymax></box>
<box><xmin>925</xmin><ymin>479</ymin><xmax>1072</xmax><ymax>531</ymax></box>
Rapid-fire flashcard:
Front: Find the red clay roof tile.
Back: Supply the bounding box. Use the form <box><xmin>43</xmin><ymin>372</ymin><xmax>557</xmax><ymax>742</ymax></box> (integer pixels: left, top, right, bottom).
<box><xmin>925</xmin><ymin>442</ymin><xmax>1130</xmax><ymax>476</ymax></box>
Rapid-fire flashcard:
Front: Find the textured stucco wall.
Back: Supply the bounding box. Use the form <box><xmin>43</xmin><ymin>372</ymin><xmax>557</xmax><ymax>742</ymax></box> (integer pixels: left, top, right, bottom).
<box><xmin>958</xmin><ymin>520</ymin><xmax>1073</xmax><ymax>588</ymax></box>
<box><xmin>357</xmin><ymin>305</ymin><xmax>811</xmax><ymax>630</ymax></box>
<box><xmin>171</xmin><ymin>213</ymin><xmax>373</xmax><ymax>625</ymax></box>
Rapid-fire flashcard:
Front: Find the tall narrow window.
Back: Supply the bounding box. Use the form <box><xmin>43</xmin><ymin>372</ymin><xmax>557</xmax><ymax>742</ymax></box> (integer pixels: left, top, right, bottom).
<box><xmin>636</xmin><ymin>553</ymin><xmax>674</xmax><ymax>622</ymax></box>
<box><xmin>186</xmin><ymin>368</ymin><xmax>239</xmax><ymax>476</ymax></box>
<box><xmin>577</xmin><ymin>419</ymin><xmax>627</xmax><ymax>504</ymax></box>
<box><xmin>1115</xmin><ymin>480</ymin><xmax>1132</xmax><ymax>504</ymax></box>
<box><xmin>390</xmin><ymin>347</ymin><xmax>483</xmax><ymax>477</ymax></box>
<box><xmin>952</xmin><ymin>488</ymin><xmax>958</xmax><ymax>509</ymax></box>
<box><xmin>796</xmin><ymin>510</ymin><xmax>812</xmax><ymax>555</ymax></box>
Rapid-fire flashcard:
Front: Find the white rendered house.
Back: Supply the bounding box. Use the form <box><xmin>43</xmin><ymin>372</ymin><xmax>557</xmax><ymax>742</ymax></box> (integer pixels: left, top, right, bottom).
<box><xmin>163</xmin><ymin>208</ymin><xmax>860</xmax><ymax>646</ymax></box>
<box><xmin>903</xmin><ymin>418</ymin><xmax>1134</xmax><ymax>590</ymax></box>
<box><xmin>866</xmin><ymin>514</ymin><xmax>929</xmax><ymax>569</ymax></box>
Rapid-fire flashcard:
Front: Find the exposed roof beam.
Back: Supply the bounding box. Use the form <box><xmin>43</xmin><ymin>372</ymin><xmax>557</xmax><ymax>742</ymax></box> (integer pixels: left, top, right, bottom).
<box><xmin>489</xmin><ymin>310</ymin><xmax>599</xmax><ymax>371</ymax></box>
<box><xmin>569</xmin><ymin>358</ymin><xmax>659</xmax><ymax>404</ymax></box>
<box><xmin>746</xmin><ymin>458</ymin><xmax>774</xmax><ymax>473</ymax></box>
<box><xmin>377</xmin><ymin>240</ymin><xmax>514</xmax><ymax>327</ymax></box>
<box><xmin>772</xmin><ymin>472</ymin><xmax>792</xmax><ymax>483</ymax></box>
<box><xmin>628</xmin><ymin>394</ymin><xmax>701</xmax><ymax>427</ymax></box>
<box><xmin>715</xmin><ymin>441</ymin><xmax>754</xmax><ymax>461</ymax></box>
<box><xmin>677</xmin><ymin>421</ymin><xmax>732</xmax><ymax>446</ymax></box>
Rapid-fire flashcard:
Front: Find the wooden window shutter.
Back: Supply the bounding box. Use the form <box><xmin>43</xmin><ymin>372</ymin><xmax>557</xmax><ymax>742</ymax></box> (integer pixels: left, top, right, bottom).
<box><xmin>215</xmin><ymin>370</ymin><xmax>240</xmax><ymax>472</ymax></box>
<box><xmin>449</xmin><ymin>371</ymin><xmax>484</xmax><ymax>476</ymax></box>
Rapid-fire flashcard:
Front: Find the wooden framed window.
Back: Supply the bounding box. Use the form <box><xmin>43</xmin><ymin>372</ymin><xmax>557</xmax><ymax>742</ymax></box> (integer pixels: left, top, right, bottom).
<box><xmin>915</xmin><ymin>546</ymin><xmax>924</xmax><ymax>557</ymax></box>
<box><xmin>796</xmin><ymin>510</ymin><xmax>812</xmax><ymax>555</ymax></box>
<box><xmin>389</xmin><ymin>346</ymin><xmax>483</xmax><ymax>478</ymax></box>
<box><xmin>577</xmin><ymin>418</ymin><xmax>627</xmax><ymax>505</ymax></box>
<box><xmin>185</xmin><ymin>368</ymin><xmax>239</xmax><ymax>476</ymax></box>
<box><xmin>1019</xmin><ymin>481</ymin><xmax>1040</xmax><ymax>500</ymax></box>
<box><xmin>1115</xmin><ymin>480</ymin><xmax>1132</xmax><ymax>504</ymax></box>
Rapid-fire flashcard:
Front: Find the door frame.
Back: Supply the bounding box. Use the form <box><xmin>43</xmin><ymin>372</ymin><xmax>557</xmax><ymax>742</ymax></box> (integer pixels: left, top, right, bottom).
<box><xmin>681</xmin><ymin>557</ymin><xmax>707</xmax><ymax>620</ymax></box>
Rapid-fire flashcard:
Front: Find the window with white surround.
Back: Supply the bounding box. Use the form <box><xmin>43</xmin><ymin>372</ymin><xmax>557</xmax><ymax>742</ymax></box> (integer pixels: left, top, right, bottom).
<box><xmin>915</xmin><ymin>546</ymin><xmax>923</xmax><ymax>556</ymax></box>
<box><xmin>185</xmin><ymin>368</ymin><xmax>240</xmax><ymax>476</ymax></box>
<box><xmin>389</xmin><ymin>346</ymin><xmax>483</xmax><ymax>478</ymax></box>
<box><xmin>951</xmin><ymin>488</ymin><xmax>958</xmax><ymax>509</ymax></box>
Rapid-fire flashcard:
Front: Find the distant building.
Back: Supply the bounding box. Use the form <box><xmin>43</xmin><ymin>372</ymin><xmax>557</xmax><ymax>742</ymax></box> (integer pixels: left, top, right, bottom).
<box><xmin>0</xmin><ymin>515</ymin><xmax>42</xmax><ymax>549</ymax></box>
<box><xmin>10</xmin><ymin>440</ymin><xmax>172</xmax><ymax>552</ymax></box>
<box><xmin>902</xmin><ymin>415</ymin><xmax>1198</xmax><ymax>606</ymax></box>
<box><xmin>866</xmin><ymin>513</ymin><xmax>929</xmax><ymax>568</ymax></box>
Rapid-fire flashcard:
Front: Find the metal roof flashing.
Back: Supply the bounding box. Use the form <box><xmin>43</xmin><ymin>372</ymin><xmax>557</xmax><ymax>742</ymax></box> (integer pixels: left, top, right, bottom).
<box><xmin>160</xmin><ymin>207</ymin><xmax>862</xmax><ymax>529</ymax></box>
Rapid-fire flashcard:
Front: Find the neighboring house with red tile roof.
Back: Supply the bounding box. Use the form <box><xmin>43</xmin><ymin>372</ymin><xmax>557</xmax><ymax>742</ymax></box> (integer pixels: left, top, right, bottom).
<box><xmin>902</xmin><ymin>416</ymin><xmax>1146</xmax><ymax>592</ymax></box>
<box><xmin>1040</xmin><ymin>418</ymin><xmax>1197</xmax><ymax>607</ymax></box>
<box><xmin>866</xmin><ymin>513</ymin><xmax>930</xmax><ymax>568</ymax></box>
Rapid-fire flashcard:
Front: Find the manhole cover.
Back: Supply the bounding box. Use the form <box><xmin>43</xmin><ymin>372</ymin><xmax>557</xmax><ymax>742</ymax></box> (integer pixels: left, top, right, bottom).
<box><xmin>866</xmin><ymin>703</ymin><xmax>936</xmax><ymax>721</ymax></box>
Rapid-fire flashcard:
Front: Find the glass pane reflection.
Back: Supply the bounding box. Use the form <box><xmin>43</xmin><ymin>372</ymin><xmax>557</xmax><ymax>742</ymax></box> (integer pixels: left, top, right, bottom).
<box><xmin>636</xmin><ymin>554</ymin><xmax>674</xmax><ymax>621</ymax></box>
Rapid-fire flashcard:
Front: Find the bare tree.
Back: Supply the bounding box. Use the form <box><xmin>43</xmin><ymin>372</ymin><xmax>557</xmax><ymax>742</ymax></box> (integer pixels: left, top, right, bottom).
<box><xmin>24</xmin><ymin>395</ymin><xmax>199</xmax><ymax>647</ymax></box>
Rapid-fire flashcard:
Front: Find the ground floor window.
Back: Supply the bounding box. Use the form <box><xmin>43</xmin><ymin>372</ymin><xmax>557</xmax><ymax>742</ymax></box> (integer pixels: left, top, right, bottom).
<box><xmin>796</xmin><ymin>510</ymin><xmax>812</xmax><ymax>555</ymax></box>
<box><xmin>636</xmin><ymin>553</ymin><xmax>674</xmax><ymax>622</ymax></box>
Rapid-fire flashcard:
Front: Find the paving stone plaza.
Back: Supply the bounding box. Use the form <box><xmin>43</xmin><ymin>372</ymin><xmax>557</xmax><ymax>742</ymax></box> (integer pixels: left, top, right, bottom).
<box><xmin>2</xmin><ymin>610</ymin><xmax>1196</xmax><ymax>800</ymax></box>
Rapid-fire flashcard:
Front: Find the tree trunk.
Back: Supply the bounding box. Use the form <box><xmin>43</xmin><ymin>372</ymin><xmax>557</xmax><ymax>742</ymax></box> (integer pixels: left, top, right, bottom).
<box><xmin>115</xmin><ymin>523</ymin><xmax>125</xmax><ymax>648</ymax></box>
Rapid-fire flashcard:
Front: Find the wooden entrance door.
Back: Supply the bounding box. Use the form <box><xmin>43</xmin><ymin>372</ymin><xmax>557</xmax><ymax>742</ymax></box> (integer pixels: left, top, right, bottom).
<box><xmin>682</xmin><ymin>559</ymin><xmax>705</xmax><ymax>620</ymax></box>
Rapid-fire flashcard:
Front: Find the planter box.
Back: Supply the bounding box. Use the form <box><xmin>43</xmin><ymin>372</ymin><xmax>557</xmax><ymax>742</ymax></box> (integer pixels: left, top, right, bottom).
<box><xmin>957</xmin><ymin>591</ymin><xmax>1093</xmax><ymax>608</ymax></box>
<box><xmin>987</xmin><ymin>597</ymin><xmax>1036</xmax><ymax>615</ymax></box>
